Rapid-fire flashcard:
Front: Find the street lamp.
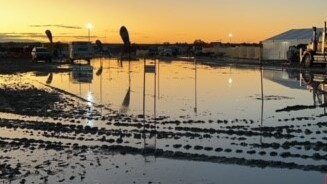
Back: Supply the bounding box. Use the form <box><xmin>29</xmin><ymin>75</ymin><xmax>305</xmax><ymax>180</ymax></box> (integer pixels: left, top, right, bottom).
<box><xmin>228</xmin><ymin>33</ymin><xmax>233</xmax><ymax>43</ymax></box>
<box><xmin>86</xmin><ymin>23</ymin><xmax>94</xmax><ymax>42</ymax></box>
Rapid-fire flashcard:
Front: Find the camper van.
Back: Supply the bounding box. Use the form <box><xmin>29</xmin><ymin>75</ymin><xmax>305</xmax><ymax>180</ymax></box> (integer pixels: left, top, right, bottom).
<box><xmin>69</xmin><ymin>41</ymin><xmax>94</xmax><ymax>63</ymax></box>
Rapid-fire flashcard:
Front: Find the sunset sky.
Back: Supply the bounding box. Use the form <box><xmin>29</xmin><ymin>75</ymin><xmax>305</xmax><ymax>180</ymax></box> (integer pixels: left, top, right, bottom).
<box><xmin>0</xmin><ymin>0</ymin><xmax>327</xmax><ymax>43</ymax></box>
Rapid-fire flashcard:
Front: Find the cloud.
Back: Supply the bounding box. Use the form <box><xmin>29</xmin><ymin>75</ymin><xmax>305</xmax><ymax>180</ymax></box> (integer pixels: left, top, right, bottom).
<box><xmin>29</xmin><ymin>24</ymin><xmax>82</xmax><ymax>29</ymax></box>
<box><xmin>0</xmin><ymin>32</ymin><xmax>44</xmax><ymax>38</ymax></box>
<box><xmin>0</xmin><ymin>33</ymin><xmax>42</xmax><ymax>42</ymax></box>
<box><xmin>0</xmin><ymin>38</ymin><xmax>38</xmax><ymax>43</ymax></box>
<box><xmin>0</xmin><ymin>32</ymin><xmax>99</xmax><ymax>42</ymax></box>
<box><xmin>0</xmin><ymin>32</ymin><xmax>97</xmax><ymax>39</ymax></box>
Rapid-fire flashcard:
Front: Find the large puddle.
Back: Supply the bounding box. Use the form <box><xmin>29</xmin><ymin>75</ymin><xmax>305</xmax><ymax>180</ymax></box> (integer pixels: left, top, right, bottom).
<box><xmin>1</xmin><ymin>58</ymin><xmax>327</xmax><ymax>183</ymax></box>
<box><xmin>28</xmin><ymin>59</ymin><xmax>327</xmax><ymax>127</ymax></box>
<box><xmin>28</xmin><ymin>59</ymin><xmax>324</xmax><ymax>120</ymax></box>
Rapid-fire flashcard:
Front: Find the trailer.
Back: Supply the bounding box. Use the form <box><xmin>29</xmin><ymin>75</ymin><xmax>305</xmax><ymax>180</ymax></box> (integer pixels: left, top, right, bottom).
<box><xmin>300</xmin><ymin>22</ymin><xmax>327</xmax><ymax>68</ymax></box>
<box><xmin>69</xmin><ymin>41</ymin><xmax>94</xmax><ymax>64</ymax></box>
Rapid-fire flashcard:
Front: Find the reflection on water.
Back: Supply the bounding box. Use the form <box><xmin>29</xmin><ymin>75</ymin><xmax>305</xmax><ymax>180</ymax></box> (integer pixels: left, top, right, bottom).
<box><xmin>30</xmin><ymin>59</ymin><xmax>327</xmax><ymax>125</ymax></box>
<box><xmin>301</xmin><ymin>70</ymin><xmax>327</xmax><ymax>106</ymax></box>
<box><xmin>71</xmin><ymin>64</ymin><xmax>93</xmax><ymax>83</ymax></box>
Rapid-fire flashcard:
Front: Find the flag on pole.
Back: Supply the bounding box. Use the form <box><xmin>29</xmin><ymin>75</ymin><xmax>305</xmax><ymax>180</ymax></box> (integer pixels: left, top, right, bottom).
<box><xmin>119</xmin><ymin>26</ymin><xmax>131</xmax><ymax>48</ymax></box>
<box><xmin>45</xmin><ymin>30</ymin><xmax>53</xmax><ymax>43</ymax></box>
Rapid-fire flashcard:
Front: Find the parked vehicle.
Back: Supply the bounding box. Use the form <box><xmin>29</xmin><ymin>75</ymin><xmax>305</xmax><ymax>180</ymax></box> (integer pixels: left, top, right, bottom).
<box><xmin>31</xmin><ymin>47</ymin><xmax>52</xmax><ymax>62</ymax></box>
<box><xmin>69</xmin><ymin>41</ymin><xmax>94</xmax><ymax>63</ymax></box>
<box><xmin>286</xmin><ymin>44</ymin><xmax>307</xmax><ymax>63</ymax></box>
<box><xmin>300</xmin><ymin>22</ymin><xmax>327</xmax><ymax>67</ymax></box>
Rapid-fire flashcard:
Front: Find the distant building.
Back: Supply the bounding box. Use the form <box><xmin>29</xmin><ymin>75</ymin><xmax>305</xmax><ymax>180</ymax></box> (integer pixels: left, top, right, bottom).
<box><xmin>136</xmin><ymin>49</ymin><xmax>149</xmax><ymax>57</ymax></box>
<box><xmin>262</xmin><ymin>28</ymin><xmax>322</xmax><ymax>60</ymax></box>
<box><xmin>202</xmin><ymin>43</ymin><xmax>260</xmax><ymax>59</ymax></box>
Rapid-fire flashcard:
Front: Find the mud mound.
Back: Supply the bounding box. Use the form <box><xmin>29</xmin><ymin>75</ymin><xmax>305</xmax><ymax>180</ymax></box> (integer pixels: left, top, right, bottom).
<box><xmin>0</xmin><ymin>83</ymin><xmax>61</xmax><ymax>115</ymax></box>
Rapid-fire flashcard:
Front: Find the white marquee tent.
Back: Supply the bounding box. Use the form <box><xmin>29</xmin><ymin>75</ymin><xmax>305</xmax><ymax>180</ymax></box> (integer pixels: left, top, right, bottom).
<box><xmin>262</xmin><ymin>28</ymin><xmax>322</xmax><ymax>60</ymax></box>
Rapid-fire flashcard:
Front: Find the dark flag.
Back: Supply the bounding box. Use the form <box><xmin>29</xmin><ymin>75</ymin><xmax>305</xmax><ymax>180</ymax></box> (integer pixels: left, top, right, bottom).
<box><xmin>95</xmin><ymin>40</ymin><xmax>103</xmax><ymax>52</ymax></box>
<box><xmin>119</xmin><ymin>26</ymin><xmax>131</xmax><ymax>48</ymax></box>
<box><xmin>45</xmin><ymin>30</ymin><xmax>53</xmax><ymax>43</ymax></box>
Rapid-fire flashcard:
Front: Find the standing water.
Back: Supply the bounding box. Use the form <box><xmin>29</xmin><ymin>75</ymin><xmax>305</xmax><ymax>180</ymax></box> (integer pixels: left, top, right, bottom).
<box><xmin>0</xmin><ymin>59</ymin><xmax>326</xmax><ymax>184</ymax></box>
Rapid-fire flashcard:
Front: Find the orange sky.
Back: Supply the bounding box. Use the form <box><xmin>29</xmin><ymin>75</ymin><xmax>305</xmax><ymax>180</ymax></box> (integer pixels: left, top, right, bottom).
<box><xmin>0</xmin><ymin>0</ymin><xmax>327</xmax><ymax>43</ymax></box>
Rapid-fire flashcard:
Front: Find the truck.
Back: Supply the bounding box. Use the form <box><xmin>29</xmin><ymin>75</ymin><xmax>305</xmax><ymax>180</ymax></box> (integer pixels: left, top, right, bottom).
<box><xmin>300</xmin><ymin>22</ymin><xmax>327</xmax><ymax>68</ymax></box>
<box><xmin>69</xmin><ymin>41</ymin><xmax>94</xmax><ymax>64</ymax></box>
<box><xmin>287</xmin><ymin>44</ymin><xmax>307</xmax><ymax>63</ymax></box>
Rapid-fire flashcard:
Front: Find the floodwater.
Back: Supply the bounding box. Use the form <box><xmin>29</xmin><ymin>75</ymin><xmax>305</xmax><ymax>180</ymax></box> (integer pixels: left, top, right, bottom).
<box><xmin>29</xmin><ymin>59</ymin><xmax>324</xmax><ymax>122</ymax></box>
<box><xmin>1</xmin><ymin>58</ymin><xmax>327</xmax><ymax>184</ymax></box>
<box><xmin>28</xmin><ymin>59</ymin><xmax>327</xmax><ymax>131</ymax></box>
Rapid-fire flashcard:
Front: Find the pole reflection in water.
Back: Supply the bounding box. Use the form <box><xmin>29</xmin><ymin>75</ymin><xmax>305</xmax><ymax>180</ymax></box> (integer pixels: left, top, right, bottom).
<box><xmin>260</xmin><ymin>48</ymin><xmax>264</xmax><ymax>144</ymax></box>
<box><xmin>194</xmin><ymin>58</ymin><xmax>198</xmax><ymax>115</ymax></box>
<box><xmin>99</xmin><ymin>59</ymin><xmax>103</xmax><ymax>114</ymax></box>
<box><xmin>143</xmin><ymin>58</ymin><xmax>146</xmax><ymax>117</ymax></box>
<box><xmin>143</xmin><ymin>58</ymin><xmax>157</xmax><ymax>119</ymax></box>
<box><xmin>142</xmin><ymin>58</ymin><xmax>158</xmax><ymax>162</ymax></box>
<box><xmin>120</xmin><ymin>60</ymin><xmax>131</xmax><ymax>114</ymax></box>
<box><xmin>96</xmin><ymin>40</ymin><xmax>104</xmax><ymax>77</ymax></box>
<box><xmin>260</xmin><ymin>66</ymin><xmax>264</xmax><ymax>127</ymax></box>
<box><xmin>100</xmin><ymin>63</ymin><xmax>103</xmax><ymax>104</ymax></box>
<box><xmin>157</xmin><ymin>59</ymin><xmax>160</xmax><ymax>99</ymax></box>
<box><xmin>153</xmin><ymin>59</ymin><xmax>157</xmax><ymax>120</ymax></box>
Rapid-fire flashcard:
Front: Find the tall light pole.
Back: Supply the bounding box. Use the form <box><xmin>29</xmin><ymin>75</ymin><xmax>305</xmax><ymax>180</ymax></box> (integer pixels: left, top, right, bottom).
<box><xmin>86</xmin><ymin>23</ymin><xmax>94</xmax><ymax>42</ymax></box>
<box><xmin>228</xmin><ymin>33</ymin><xmax>233</xmax><ymax>43</ymax></box>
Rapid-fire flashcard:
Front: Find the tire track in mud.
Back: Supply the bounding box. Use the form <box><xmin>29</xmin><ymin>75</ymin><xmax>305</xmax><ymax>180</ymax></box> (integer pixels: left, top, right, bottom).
<box><xmin>1</xmin><ymin>134</ymin><xmax>327</xmax><ymax>183</ymax></box>
<box><xmin>1</xmin><ymin>114</ymin><xmax>327</xmax><ymax>182</ymax></box>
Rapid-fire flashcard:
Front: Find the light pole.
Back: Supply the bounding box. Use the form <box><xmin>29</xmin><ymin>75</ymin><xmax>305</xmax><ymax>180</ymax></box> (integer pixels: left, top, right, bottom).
<box><xmin>228</xmin><ymin>33</ymin><xmax>233</xmax><ymax>43</ymax></box>
<box><xmin>86</xmin><ymin>23</ymin><xmax>94</xmax><ymax>42</ymax></box>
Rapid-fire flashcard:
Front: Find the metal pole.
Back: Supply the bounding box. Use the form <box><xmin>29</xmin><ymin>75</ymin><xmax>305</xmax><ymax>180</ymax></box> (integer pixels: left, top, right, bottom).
<box><xmin>261</xmin><ymin>74</ymin><xmax>264</xmax><ymax>120</ymax></box>
<box><xmin>143</xmin><ymin>58</ymin><xmax>146</xmax><ymax>117</ymax></box>
<box><xmin>194</xmin><ymin>58</ymin><xmax>198</xmax><ymax>114</ymax></box>
<box><xmin>100</xmin><ymin>59</ymin><xmax>103</xmax><ymax>104</ymax></box>
<box><xmin>157</xmin><ymin>59</ymin><xmax>160</xmax><ymax>99</ymax></box>
<box><xmin>260</xmin><ymin>46</ymin><xmax>264</xmax><ymax>144</ymax></box>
